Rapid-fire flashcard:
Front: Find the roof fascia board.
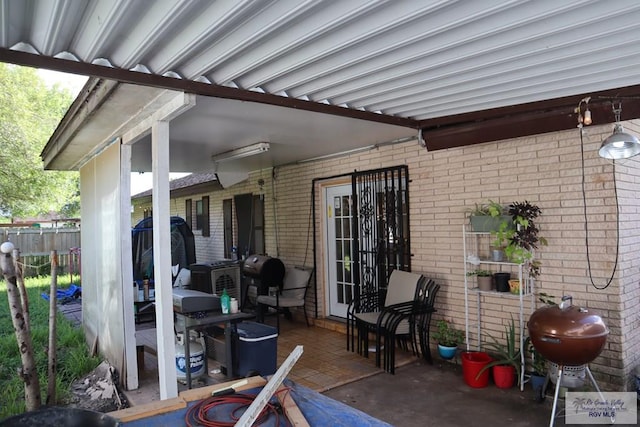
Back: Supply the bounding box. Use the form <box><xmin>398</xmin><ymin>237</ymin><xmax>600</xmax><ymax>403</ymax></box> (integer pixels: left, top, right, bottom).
<box><xmin>417</xmin><ymin>84</ymin><xmax>640</xmax><ymax>131</ymax></box>
<box><xmin>0</xmin><ymin>48</ymin><xmax>418</xmax><ymax>129</ymax></box>
<box><xmin>50</xmin><ymin>84</ymin><xmax>190</xmax><ymax>171</ymax></box>
<box><xmin>132</xmin><ymin>180</ymin><xmax>223</xmax><ymax>201</ymax></box>
<box><xmin>421</xmin><ymin>100</ymin><xmax>640</xmax><ymax>151</ymax></box>
<box><xmin>418</xmin><ymin>84</ymin><xmax>640</xmax><ymax>150</ymax></box>
<box><xmin>41</xmin><ymin>78</ymin><xmax>120</xmax><ymax>168</ymax></box>
<box><xmin>169</xmin><ymin>181</ymin><xmax>223</xmax><ymax>198</ymax></box>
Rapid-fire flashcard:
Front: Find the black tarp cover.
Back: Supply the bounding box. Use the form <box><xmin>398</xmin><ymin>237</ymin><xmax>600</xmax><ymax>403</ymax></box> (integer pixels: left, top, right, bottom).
<box><xmin>132</xmin><ymin>216</ymin><xmax>196</xmax><ymax>282</ymax></box>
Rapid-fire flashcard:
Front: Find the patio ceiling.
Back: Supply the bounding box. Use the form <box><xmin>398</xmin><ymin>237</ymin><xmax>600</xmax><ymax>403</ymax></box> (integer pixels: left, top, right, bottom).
<box><xmin>4</xmin><ymin>0</ymin><xmax>640</xmax><ymax>171</ymax></box>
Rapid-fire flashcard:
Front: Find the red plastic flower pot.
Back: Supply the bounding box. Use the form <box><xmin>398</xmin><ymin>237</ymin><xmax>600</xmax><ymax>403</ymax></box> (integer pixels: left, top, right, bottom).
<box><xmin>492</xmin><ymin>364</ymin><xmax>516</xmax><ymax>389</ymax></box>
<box><xmin>461</xmin><ymin>351</ymin><xmax>492</xmax><ymax>388</ymax></box>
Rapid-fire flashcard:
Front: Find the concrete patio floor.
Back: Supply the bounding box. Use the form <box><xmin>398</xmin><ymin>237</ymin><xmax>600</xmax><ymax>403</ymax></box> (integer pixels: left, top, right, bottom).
<box><xmin>60</xmin><ymin>301</ymin><xmax>635</xmax><ymax>426</ymax></box>
<box><xmin>326</xmin><ymin>358</ymin><xmax>586</xmax><ymax>427</ymax></box>
<box><xmin>130</xmin><ymin>317</ymin><xmax>615</xmax><ymax>427</ymax></box>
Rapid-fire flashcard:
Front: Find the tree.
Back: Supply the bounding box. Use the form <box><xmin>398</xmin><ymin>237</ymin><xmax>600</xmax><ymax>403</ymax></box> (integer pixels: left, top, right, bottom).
<box><xmin>0</xmin><ymin>64</ymin><xmax>79</xmax><ymax>219</ymax></box>
<box><xmin>0</xmin><ymin>243</ymin><xmax>41</xmax><ymax>411</ymax></box>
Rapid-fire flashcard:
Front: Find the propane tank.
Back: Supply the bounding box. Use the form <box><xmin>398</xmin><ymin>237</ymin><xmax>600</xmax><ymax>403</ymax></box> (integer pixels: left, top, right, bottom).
<box><xmin>175</xmin><ymin>332</ymin><xmax>205</xmax><ymax>380</ymax></box>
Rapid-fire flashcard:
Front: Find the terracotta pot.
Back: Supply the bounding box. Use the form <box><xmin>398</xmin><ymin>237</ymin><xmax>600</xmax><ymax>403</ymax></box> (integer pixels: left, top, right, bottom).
<box><xmin>508</xmin><ymin>279</ymin><xmax>520</xmax><ymax>294</ymax></box>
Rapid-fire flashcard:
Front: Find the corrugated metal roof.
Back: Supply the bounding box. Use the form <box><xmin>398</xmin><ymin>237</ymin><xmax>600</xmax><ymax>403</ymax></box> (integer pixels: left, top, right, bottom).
<box><xmin>4</xmin><ymin>0</ymin><xmax>640</xmax><ymax>153</ymax></box>
<box><xmin>3</xmin><ymin>1</ymin><xmax>640</xmax><ymax>119</ymax></box>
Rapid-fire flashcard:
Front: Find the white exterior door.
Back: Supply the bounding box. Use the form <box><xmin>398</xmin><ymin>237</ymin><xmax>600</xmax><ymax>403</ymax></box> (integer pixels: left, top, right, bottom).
<box><xmin>325</xmin><ymin>184</ymin><xmax>356</xmax><ymax>318</ymax></box>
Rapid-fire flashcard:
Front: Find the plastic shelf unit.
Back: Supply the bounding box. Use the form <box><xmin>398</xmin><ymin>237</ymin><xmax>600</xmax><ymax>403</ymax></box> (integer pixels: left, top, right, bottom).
<box><xmin>462</xmin><ymin>225</ymin><xmax>535</xmax><ymax>391</ymax></box>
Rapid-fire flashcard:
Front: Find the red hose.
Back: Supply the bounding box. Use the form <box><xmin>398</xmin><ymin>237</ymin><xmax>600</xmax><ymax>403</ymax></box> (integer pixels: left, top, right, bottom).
<box><xmin>185</xmin><ymin>389</ymin><xmax>291</xmax><ymax>427</ymax></box>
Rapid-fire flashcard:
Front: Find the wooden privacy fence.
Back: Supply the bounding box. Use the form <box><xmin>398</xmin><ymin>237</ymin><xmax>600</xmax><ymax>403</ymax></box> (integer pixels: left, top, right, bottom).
<box><xmin>2</xmin><ymin>228</ymin><xmax>81</xmax><ymax>279</ymax></box>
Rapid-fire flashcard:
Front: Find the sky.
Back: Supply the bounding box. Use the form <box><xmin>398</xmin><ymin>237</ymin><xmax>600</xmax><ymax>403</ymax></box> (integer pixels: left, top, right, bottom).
<box><xmin>38</xmin><ymin>68</ymin><xmax>88</xmax><ymax>94</ymax></box>
<box><xmin>37</xmin><ymin>69</ymin><xmax>190</xmax><ymax>194</ymax></box>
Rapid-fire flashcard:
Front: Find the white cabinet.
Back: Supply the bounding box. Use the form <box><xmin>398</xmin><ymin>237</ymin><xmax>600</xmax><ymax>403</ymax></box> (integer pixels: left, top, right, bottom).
<box><xmin>462</xmin><ymin>225</ymin><xmax>534</xmax><ymax>391</ymax></box>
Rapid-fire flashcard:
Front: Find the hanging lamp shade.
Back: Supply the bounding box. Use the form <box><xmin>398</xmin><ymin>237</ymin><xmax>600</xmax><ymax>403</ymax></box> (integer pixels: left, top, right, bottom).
<box><xmin>598</xmin><ymin>123</ymin><xmax>640</xmax><ymax>160</ymax></box>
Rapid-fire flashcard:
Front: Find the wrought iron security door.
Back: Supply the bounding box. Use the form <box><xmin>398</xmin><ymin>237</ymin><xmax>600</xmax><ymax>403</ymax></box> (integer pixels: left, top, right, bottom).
<box><xmin>352</xmin><ymin>165</ymin><xmax>410</xmax><ymax>303</ymax></box>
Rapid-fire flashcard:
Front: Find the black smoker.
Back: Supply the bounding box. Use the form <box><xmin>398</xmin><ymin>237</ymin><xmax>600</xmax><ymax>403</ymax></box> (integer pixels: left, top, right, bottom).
<box><xmin>242</xmin><ymin>254</ymin><xmax>285</xmax><ymax>307</ymax></box>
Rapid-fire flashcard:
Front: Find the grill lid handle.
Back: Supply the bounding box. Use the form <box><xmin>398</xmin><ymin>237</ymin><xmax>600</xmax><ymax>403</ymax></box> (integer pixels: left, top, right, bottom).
<box><xmin>559</xmin><ymin>295</ymin><xmax>573</xmax><ymax>310</ymax></box>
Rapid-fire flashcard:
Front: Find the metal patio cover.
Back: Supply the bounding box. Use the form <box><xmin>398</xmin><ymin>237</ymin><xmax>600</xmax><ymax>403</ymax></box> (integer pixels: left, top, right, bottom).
<box><xmin>3</xmin><ymin>0</ymin><xmax>640</xmax><ymax>156</ymax></box>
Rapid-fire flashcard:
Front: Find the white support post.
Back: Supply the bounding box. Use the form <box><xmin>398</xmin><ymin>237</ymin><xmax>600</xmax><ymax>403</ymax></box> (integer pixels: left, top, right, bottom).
<box><xmin>120</xmin><ymin>142</ymin><xmax>139</xmax><ymax>391</ymax></box>
<box><xmin>151</xmin><ymin>120</ymin><xmax>177</xmax><ymax>399</ymax></box>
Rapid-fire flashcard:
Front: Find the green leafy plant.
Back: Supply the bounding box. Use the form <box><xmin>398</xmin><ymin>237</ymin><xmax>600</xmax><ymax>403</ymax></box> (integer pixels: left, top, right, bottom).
<box><xmin>466</xmin><ymin>269</ymin><xmax>492</xmax><ymax>277</ymax></box>
<box><xmin>432</xmin><ymin>320</ymin><xmax>464</xmax><ymax>347</ymax></box>
<box><xmin>524</xmin><ymin>337</ymin><xmax>547</xmax><ymax>376</ymax></box>
<box><xmin>537</xmin><ymin>292</ymin><xmax>557</xmax><ymax>306</ymax></box>
<box><xmin>467</xmin><ymin>200</ymin><xmax>505</xmax><ymax>217</ymax></box>
<box><xmin>491</xmin><ymin>201</ymin><xmax>547</xmax><ymax>277</ymax></box>
<box><xmin>476</xmin><ymin>317</ymin><xmax>522</xmax><ymax>385</ymax></box>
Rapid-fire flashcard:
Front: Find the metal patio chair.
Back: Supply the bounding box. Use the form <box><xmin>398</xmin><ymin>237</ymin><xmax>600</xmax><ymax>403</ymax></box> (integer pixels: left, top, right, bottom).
<box><xmin>377</xmin><ymin>277</ymin><xmax>439</xmax><ymax>373</ymax></box>
<box><xmin>256</xmin><ymin>266</ymin><xmax>313</xmax><ymax>332</ymax></box>
<box><xmin>347</xmin><ymin>269</ymin><xmax>425</xmax><ymax>369</ymax></box>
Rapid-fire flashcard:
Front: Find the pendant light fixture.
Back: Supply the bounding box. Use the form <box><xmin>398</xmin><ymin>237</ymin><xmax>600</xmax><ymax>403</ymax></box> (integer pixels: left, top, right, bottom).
<box><xmin>598</xmin><ymin>102</ymin><xmax>640</xmax><ymax>160</ymax></box>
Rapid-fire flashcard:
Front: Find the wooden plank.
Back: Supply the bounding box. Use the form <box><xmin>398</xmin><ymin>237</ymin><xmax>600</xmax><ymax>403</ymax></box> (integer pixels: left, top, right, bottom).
<box><xmin>277</xmin><ymin>385</ymin><xmax>310</xmax><ymax>427</ymax></box>
<box><xmin>236</xmin><ymin>345</ymin><xmax>304</xmax><ymax>427</ymax></box>
<box><xmin>179</xmin><ymin>375</ymin><xmax>267</xmax><ymax>402</ymax></box>
<box><xmin>109</xmin><ymin>377</ymin><xmax>267</xmax><ymax>422</ymax></box>
<box><xmin>108</xmin><ymin>396</ymin><xmax>186</xmax><ymax>422</ymax></box>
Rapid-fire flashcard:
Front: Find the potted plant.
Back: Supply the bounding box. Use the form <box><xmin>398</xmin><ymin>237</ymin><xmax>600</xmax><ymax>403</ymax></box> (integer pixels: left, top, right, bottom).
<box><xmin>525</xmin><ymin>337</ymin><xmax>548</xmax><ymax>402</ymax></box>
<box><xmin>492</xmin><ymin>200</ymin><xmax>547</xmax><ymax>277</ymax></box>
<box><xmin>432</xmin><ymin>319</ymin><xmax>464</xmax><ymax>360</ymax></box>
<box><xmin>477</xmin><ymin>317</ymin><xmax>521</xmax><ymax>389</ymax></box>
<box><xmin>467</xmin><ymin>269</ymin><xmax>493</xmax><ymax>291</ymax></box>
<box><xmin>466</xmin><ymin>200</ymin><xmax>511</xmax><ymax>232</ymax></box>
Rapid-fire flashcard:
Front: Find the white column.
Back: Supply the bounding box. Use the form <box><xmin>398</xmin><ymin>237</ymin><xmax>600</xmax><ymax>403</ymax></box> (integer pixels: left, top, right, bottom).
<box><xmin>120</xmin><ymin>142</ymin><xmax>139</xmax><ymax>391</ymax></box>
<box><xmin>151</xmin><ymin>120</ymin><xmax>178</xmax><ymax>399</ymax></box>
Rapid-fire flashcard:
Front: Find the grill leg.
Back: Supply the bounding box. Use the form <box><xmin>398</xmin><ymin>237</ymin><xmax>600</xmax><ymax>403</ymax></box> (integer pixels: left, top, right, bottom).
<box><xmin>585</xmin><ymin>366</ymin><xmax>614</xmax><ymax>424</ymax></box>
<box><xmin>549</xmin><ymin>364</ymin><xmax>563</xmax><ymax>427</ymax></box>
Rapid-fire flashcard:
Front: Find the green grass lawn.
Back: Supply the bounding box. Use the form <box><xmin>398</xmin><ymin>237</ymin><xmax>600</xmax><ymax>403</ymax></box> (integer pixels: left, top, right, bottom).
<box><xmin>0</xmin><ymin>276</ymin><xmax>101</xmax><ymax>418</ymax></box>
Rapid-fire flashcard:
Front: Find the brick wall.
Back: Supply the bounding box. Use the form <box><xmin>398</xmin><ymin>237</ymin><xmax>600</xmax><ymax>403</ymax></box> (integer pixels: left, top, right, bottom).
<box><xmin>616</xmin><ymin>120</ymin><xmax>640</xmax><ymax>390</ymax></box>
<box><xmin>130</xmin><ymin>122</ymin><xmax>640</xmax><ymax>390</ymax></box>
<box><xmin>272</xmin><ymin>124</ymin><xmax>638</xmax><ymax>390</ymax></box>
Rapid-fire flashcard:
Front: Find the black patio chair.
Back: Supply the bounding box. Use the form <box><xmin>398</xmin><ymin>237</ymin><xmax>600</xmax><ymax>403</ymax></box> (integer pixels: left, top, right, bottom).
<box><xmin>376</xmin><ymin>278</ymin><xmax>440</xmax><ymax>373</ymax></box>
<box><xmin>346</xmin><ymin>270</ymin><xmax>425</xmax><ymax>365</ymax></box>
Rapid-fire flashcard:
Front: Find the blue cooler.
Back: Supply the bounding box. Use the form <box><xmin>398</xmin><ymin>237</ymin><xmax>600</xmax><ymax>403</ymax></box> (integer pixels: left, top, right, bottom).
<box><xmin>234</xmin><ymin>321</ymin><xmax>278</xmax><ymax>377</ymax></box>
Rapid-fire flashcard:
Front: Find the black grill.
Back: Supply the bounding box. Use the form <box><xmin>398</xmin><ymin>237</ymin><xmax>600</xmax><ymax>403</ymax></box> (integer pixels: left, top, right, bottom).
<box><xmin>242</xmin><ymin>254</ymin><xmax>285</xmax><ymax>295</ymax></box>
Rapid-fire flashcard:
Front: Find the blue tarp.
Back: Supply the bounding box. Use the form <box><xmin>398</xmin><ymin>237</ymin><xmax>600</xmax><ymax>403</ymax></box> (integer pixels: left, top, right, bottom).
<box><xmin>123</xmin><ymin>380</ymin><xmax>392</xmax><ymax>426</ymax></box>
<box><xmin>41</xmin><ymin>284</ymin><xmax>81</xmax><ymax>303</ymax></box>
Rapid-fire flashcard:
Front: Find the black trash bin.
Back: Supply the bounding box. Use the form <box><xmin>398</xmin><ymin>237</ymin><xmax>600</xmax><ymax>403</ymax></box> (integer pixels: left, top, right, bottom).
<box><xmin>234</xmin><ymin>321</ymin><xmax>278</xmax><ymax>377</ymax></box>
